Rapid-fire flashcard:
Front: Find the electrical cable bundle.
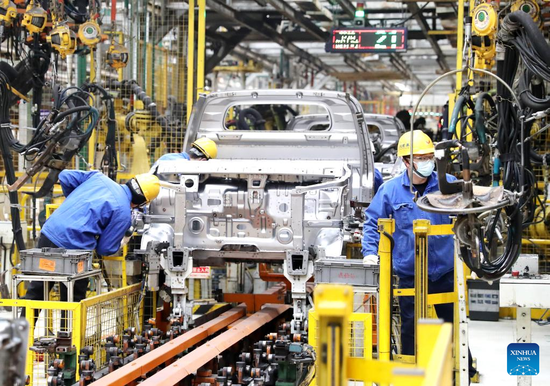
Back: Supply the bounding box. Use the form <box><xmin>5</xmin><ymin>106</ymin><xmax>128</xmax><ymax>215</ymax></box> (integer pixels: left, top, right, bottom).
<box><xmin>458</xmin><ymin>11</ymin><xmax>550</xmax><ymax>280</ymax></box>
<box><xmin>0</xmin><ymin>71</ymin><xmax>25</xmax><ymax>251</ymax></box>
<box><xmin>0</xmin><ymin>69</ymin><xmax>99</xmax><ymax>196</ymax></box>
<box><xmin>81</xmin><ymin>83</ymin><xmax>118</xmax><ymax>181</ymax></box>
<box><xmin>123</xmin><ymin>80</ymin><xmax>181</xmax><ymax>152</ymax></box>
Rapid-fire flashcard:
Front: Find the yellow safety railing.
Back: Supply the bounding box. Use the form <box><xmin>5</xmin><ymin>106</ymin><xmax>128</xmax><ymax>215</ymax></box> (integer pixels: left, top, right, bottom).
<box><xmin>80</xmin><ymin>283</ymin><xmax>142</xmax><ymax>368</ymax></box>
<box><xmin>309</xmin><ymin>285</ymin><xmax>373</xmax><ymax>386</ymax></box>
<box><xmin>310</xmin><ymin>284</ymin><xmax>453</xmax><ymax>386</ymax></box>
<box><xmin>378</xmin><ymin>218</ymin><xmax>467</xmax><ymax>384</ymax></box>
<box><xmin>0</xmin><ymin>283</ymin><xmax>141</xmax><ymax>385</ymax></box>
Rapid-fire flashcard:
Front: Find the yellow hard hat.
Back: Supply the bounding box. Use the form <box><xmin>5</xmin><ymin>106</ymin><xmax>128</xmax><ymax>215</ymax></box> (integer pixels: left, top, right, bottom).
<box><xmin>192</xmin><ymin>137</ymin><xmax>218</xmax><ymax>159</ymax></box>
<box><xmin>397</xmin><ymin>130</ymin><xmax>434</xmax><ymax>157</ymax></box>
<box><xmin>128</xmin><ymin>174</ymin><xmax>160</xmax><ymax>205</ymax></box>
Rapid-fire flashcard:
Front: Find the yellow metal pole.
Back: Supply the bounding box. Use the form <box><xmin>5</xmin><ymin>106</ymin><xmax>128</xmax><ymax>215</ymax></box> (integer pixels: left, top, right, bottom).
<box><xmin>455</xmin><ymin>0</ymin><xmax>465</xmax><ymax>88</ymax></box>
<box><xmin>118</xmin><ymin>33</ymin><xmax>124</xmax><ymax>82</ymax></box>
<box><xmin>186</xmin><ymin>0</ymin><xmax>196</xmax><ymax>124</ymax></box>
<box><xmin>314</xmin><ymin>285</ymin><xmax>353</xmax><ymax>386</ymax></box>
<box><xmin>146</xmin><ymin>43</ymin><xmax>153</xmax><ymax>95</ymax></box>
<box><xmin>122</xmin><ymin>246</ymin><xmax>128</xmax><ymax>288</ymax></box>
<box><xmin>413</xmin><ymin>219</ymin><xmax>430</xmax><ymax>360</ymax></box>
<box><xmin>73</xmin><ymin>303</ymin><xmax>82</xmax><ymax>382</ymax></box>
<box><xmin>25</xmin><ymin>301</ymin><xmax>34</xmax><ymax>385</ymax></box>
<box><xmin>90</xmin><ymin>49</ymin><xmax>95</xmax><ymax>83</ymax></box>
<box><xmin>88</xmin><ymin>50</ymin><xmax>96</xmax><ymax>168</ymax></box>
<box><xmin>377</xmin><ymin>218</ymin><xmax>394</xmax><ymax>365</ymax></box>
<box><xmin>163</xmin><ymin>50</ymin><xmax>168</xmax><ymax>106</ymax></box>
<box><xmin>307</xmin><ymin>310</ymin><xmax>318</xmax><ymax>386</ymax></box>
<box><xmin>449</xmin><ymin>0</ymin><xmax>466</xmax><ymax>133</ymax></box>
<box><xmin>196</xmin><ymin>0</ymin><xmax>206</xmax><ymax>98</ymax></box>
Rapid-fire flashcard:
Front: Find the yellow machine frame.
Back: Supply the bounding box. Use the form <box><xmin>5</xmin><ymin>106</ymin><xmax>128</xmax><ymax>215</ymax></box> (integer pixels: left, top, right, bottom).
<box><xmin>0</xmin><ymin>283</ymin><xmax>142</xmax><ymax>385</ymax></box>
<box><xmin>377</xmin><ymin>218</ymin><xmax>469</xmax><ymax>385</ymax></box>
<box><xmin>311</xmin><ymin>284</ymin><xmax>453</xmax><ymax>386</ymax></box>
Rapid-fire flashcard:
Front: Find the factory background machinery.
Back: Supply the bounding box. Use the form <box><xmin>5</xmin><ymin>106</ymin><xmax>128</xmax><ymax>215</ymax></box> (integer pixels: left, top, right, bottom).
<box><xmin>0</xmin><ymin>1</ymin><xmax>548</xmax><ymax>386</ymax></box>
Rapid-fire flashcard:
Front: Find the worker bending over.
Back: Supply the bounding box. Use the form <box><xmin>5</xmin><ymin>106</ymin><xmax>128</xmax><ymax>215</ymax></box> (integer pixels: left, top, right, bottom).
<box><xmin>362</xmin><ymin>131</ymin><xmax>476</xmax><ymax>378</ymax></box>
<box><xmin>23</xmin><ymin>170</ymin><xmax>160</xmax><ymax>307</ymax></box>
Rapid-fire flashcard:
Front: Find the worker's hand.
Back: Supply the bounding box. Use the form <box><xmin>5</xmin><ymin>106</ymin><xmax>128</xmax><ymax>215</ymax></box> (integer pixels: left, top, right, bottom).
<box><xmin>363</xmin><ymin>254</ymin><xmax>379</xmax><ymax>265</ymax></box>
<box><xmin>120</xmin><ymin>235</ymin><xmax>131</xmax><ymax>248</ymax></box>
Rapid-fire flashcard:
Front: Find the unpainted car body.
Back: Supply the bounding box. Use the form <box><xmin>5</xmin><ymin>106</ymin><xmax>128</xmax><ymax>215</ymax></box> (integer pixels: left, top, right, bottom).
<box><xmin>140</xmin><ymin>90</ymin><xmax>376</xmax><ymax>330</ymax></box>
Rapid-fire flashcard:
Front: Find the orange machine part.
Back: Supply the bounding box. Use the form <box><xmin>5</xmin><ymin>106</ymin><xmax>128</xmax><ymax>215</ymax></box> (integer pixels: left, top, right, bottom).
<box><xmin>90</xmin><ymin>304</ymin><xmax>247</xmax><ymax>386</ymax></box>
<box><xmin>138</xmin><ymin>304</ymin><xmax>291</xmax><ymax>386</ymax></box>
<box><xmin>223</xmin><ymin>284</ymin><xmax>286</xmax><ymax>313</ymax></box>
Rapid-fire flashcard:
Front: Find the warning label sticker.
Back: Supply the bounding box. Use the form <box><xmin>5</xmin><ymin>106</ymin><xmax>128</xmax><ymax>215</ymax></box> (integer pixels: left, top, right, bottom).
<box><xmin>39</xmin><ymin>258</ymin><xmax>56</xmax><ymax>272</ymax></box>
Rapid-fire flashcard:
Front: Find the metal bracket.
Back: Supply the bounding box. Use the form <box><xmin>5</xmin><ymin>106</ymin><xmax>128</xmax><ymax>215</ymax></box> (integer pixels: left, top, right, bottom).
<box><xmin>165</xmin><ymin>247</ymin><xmax>194</xmax><ymax>329</ymax></box>
<box><xmin>283</xmin><ymin>250</ymin><xmax>314</xmax><ymax>333</ymax></box>
<box><xmin>180</xmin><ymin>175</ymin><xmax>199</xmax><ymax>193</ymax></box>
<box><xmin>285</xmin><ymin>250</ymin><xmax>309</xmax><ymax>276</ymax></box>
<box><xmin>167</xmin><ymin>247</ymin><xmax>190</xmax><ymax>272</ymax></box>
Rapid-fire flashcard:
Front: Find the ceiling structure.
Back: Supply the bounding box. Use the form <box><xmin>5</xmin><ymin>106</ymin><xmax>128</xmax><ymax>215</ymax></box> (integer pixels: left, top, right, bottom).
<box><xmin>197</xmin><ymin>1</ymin><xmax>461</xmax><ymax>100</ymax></box>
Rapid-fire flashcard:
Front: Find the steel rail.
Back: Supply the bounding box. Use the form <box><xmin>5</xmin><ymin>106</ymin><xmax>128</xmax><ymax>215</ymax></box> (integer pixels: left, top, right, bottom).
<box><xmin>139</xmin><ymin>304</ymin><xmax>291</xmax><ymax>386</ymax></box>
<box><xmin>90</xmin><ymin>304</ymin><xmax>247</xmax><ymax>386</ymax></box>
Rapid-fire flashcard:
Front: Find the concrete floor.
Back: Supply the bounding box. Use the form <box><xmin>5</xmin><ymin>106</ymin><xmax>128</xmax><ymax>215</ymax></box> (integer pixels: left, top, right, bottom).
<box><xmin>469</xmin><ymin>318</ymin><xmax>550</xmax><ymax>385</ymax></box>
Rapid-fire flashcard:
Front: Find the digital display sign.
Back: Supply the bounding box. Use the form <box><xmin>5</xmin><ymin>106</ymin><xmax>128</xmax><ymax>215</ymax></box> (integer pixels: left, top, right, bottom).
<box><xmin>326</xmin><ymin>27</ymin><xmax>408</xmax><ymax>53</ymax></box>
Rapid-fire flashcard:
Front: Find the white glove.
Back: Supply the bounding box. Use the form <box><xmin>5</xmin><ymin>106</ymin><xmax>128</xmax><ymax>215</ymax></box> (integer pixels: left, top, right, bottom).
<box><xmin>363</xmin><ymin>254</ymin><xmax>379</xmax><ymax>265</ymax></box>
<box><xmin>120</xmin><ymin>235</ymin><xmax>131</xmax><ymax>248</ymax></box>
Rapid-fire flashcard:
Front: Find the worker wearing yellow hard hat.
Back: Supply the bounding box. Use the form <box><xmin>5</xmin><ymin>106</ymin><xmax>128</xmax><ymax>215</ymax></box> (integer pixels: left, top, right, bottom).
<box><xmin>190</xmin><ymin>137</ymin><xmax>218</xmax><ymax>160</ymax></box>
<box><xmin>22</xmin><ymin>170</ymin><xmax>161</xmax><ymax>320</ymax></box>
<box><xmin>127</xmin><ymin>173</ymin><xmax>161</xmax><ymax>207</ymax></box>
<box><xmin>362</xmin><ymin>130</ymin><xmax>477</xmax><ymax>379</ymax></box>
<box><xmin>151</xmin><ymin>137</ymin><xmax>218</xmax><ymax>174</ymax></box>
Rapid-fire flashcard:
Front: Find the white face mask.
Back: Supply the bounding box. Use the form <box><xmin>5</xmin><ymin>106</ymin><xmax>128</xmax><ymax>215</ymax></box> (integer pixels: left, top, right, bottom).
<box><xmin>413</xmin><ymin>159</ymin><xmax>435</xmax><ymax>178</ymax></box>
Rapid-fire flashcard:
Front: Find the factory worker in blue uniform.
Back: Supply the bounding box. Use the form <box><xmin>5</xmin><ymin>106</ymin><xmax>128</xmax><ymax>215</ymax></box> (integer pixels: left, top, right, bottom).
<box><xmin>22</xmin><ymin>171</ymin><xmax>160</xmax><ymax>308</ymax></box>
<box><xmin>374</xmin><ymin>168</ymin><xmax>384</xmax><ymax>194</ymax></box>
<box><xmin>150</xmin><ymin>137</ymin><xmax>218</xmax><ymax>175</ymax></box>
<box><xmin>362</xmin><ymin>130</ymin><xmax>476</xmax><ymax>379</ymax></box>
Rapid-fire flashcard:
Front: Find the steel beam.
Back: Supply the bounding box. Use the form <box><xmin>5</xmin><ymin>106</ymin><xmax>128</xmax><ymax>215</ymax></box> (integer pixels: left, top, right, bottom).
<box><xmin>407</xmin><ymin>2</ymin><xmax>451</xmax><ymax>73</ymax></box>
<box><xmin>205</xmin><ymin>28</ymin><xmax>252</xmax><ymax>74</ymax></box>
<box><xmin>389</xmin><ymin>53</ymin><xmax>426</xmax><ymax>89</ymax></box>
<box><xmin>232</xmin><ymin>45</ymin><xmax>276</xmax><ymax>71</ymax></box>
<box><xmin>332</xmin><ymin>0</ymin><xmax>355</xmax><ymax>17</ymax></box>
<box><xmin>206</xmin><ymin>0</ymin><xmax>335</xmax><ymax>73</ymax></box>
<box><xmin>329</xmin><ymin>71</ymin><xmax>404</xmax><ymax>82</ymax></box>
<box><xmin>139</xmin><ymin>304</ymin><xmax>291</xmax><ymax>386</ymax></box>
<box><xmin>330</xmin><ymin>0</ymin><xmax>425</xmax><ymax>90</ymax></box>
<box><xmin>263</xmin><ymin>0</ymin><xmax>422</xmax><ymax>90</ymax></box>
<box><xmin>90</xmin><ymin>305</ymin><xmax>247</xmax><ymax>386</ymax></box>
<box><xmin>264</xmin><ymin>0</ymin><xmax>327</xmax><ymax>41</ymax></box>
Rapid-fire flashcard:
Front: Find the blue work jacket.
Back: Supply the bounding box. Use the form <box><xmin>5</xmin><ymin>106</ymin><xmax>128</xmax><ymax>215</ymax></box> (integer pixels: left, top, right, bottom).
<box><xmin>158</xmin><ymin>152</ymin><xmax>190</xmax><ymax>161</ymax></box>
<box><xmin>374</xmin><ymin>169</ymin><xmax>384</xmax><ymax>195</ymax></box>
<box><xmin>362</xmin><ymin>170</ymin><xmax>456</xmax><ymax>281</ymax></box>
<box><xmin>151</xmin><ymin>152</ymin><xmax>190</xmax><ymax>174</ymax></box>
<box><xmin>41</xmin><ymin>170</ymin><xmax>132</xmax><ymax>256</ymax></box>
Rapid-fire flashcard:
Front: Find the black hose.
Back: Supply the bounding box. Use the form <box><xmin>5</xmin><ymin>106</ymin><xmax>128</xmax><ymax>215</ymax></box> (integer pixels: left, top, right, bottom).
<box><xmin>518</xmin><ymin>70</ymin><xmax>550</xmax><ymax>111</ymax></box>
<box><xmin>374</xmin><ymin>142</ymin><xmax>398</xmax><ymax>162</ymax></box>
<box><xmin>77</xmin><ymin>83</ymin><xmax>118</xmax><ymax>180</ymax></box>
<box><xmin>474</xmin><ymin>93</ymin><xmax>495</xmax><ymax>143</ymax></box>
<box><xmin>0</xmin><ymin>129</ymin><xmax>25</xmax><ymax>251</ymax></box>
<box><xmin>503</xmin><ymin>11</ymin><xmax>550</xmax><ymax>65</ymax></box>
